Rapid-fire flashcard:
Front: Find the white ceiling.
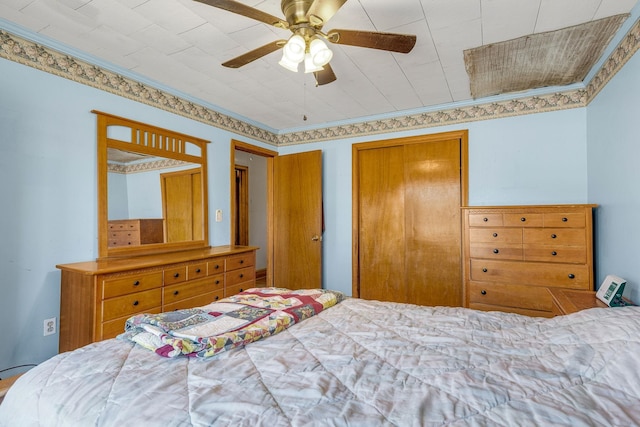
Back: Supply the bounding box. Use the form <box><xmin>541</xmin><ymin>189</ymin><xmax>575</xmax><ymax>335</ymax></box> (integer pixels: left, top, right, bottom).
<box><xmin>1</xmin><ymin>0</ymin><xmax>638</xmax><ymax>132</ymax></box>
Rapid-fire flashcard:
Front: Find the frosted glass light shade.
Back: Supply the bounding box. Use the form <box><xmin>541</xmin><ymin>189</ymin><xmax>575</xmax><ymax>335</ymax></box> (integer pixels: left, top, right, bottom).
<box><xmin>309</xmin><ymin>38</ymin><xmax>333</xmax><ymax>66</ymax></box>
<box><xmin>279</xmin><ymin>53</ymin><xmax>300</xmax><ymax>72</ymax></box>
<box><xmin>304</xmin><ymin>53</ymin><xmax>324</xmax><ymax>73</ymax></box>
<box><xmin>283</xmin><ymin>35</ymin><xmax>305</xmax><ymax>62</ymax></box>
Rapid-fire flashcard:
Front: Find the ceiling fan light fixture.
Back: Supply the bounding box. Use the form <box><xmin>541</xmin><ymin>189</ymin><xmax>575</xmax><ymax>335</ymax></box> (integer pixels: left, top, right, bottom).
<box><xmin>283</xmin><ymin>34</ymin><xmax>305</xmax><ymax>62</ymax></box>
<box><xmin>309</xmin><ymin>37</ymin><xmax>333</xmax><ymax>67</ymax></box>
<box><xmin>279</xmin><ymin>53</ymin><xmax>301</xmax><ymax>72</ymax></box>
<box><xmin>304</xmin><ymin>53</ymin><xmax>324</xmax><ymax>73</ymax></box>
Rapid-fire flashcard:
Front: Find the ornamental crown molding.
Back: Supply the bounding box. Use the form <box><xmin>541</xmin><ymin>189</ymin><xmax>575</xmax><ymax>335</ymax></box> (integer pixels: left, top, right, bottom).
<box><xmin>107</xmin><ymin>158</ymin><xmax>189</xmax><ymax>174</ymax></box>
<box><xmin>1</xmin><ymin>16</ymin><xmax>638</xmax><ymax>147</ymax></box>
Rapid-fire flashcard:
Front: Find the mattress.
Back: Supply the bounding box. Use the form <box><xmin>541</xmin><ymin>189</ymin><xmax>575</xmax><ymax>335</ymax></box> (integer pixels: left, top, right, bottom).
<box><xmin>1</xmin><ymin>297</ymin><xmax>640</xmax><ymax>426</ymax></box>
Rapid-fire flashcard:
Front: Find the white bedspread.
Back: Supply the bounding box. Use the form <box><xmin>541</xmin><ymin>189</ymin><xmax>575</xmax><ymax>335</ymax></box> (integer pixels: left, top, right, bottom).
<box><xmin>1</xmin><ymin>298</ymin><xmax>640</xmax><ymax>426</ymax></box>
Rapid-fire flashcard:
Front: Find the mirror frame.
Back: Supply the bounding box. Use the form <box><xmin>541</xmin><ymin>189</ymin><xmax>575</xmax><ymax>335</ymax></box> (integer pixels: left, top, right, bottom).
<box><xmin>94</xmin><ymin>110</ymin><xmax>210</xmax><ymax>259</ymax></box>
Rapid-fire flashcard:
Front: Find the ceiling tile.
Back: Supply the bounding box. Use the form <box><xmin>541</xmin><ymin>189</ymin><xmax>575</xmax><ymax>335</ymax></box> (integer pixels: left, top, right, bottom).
<box><xmin>0</xmin><ymin>0</ymin><xmax>637</xmax><ymax>131</ymax></box>
<box><xmin>535</xmin><ymin>0</ymin><xmax>602</xmax><ymax>32</ymax></box>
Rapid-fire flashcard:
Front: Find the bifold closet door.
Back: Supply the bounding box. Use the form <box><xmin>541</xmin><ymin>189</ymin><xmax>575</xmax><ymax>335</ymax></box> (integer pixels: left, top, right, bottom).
<box><xmin>356</xmin><ymin>136</ymin><xmax>463</xmax><ymax>307</ymax></box>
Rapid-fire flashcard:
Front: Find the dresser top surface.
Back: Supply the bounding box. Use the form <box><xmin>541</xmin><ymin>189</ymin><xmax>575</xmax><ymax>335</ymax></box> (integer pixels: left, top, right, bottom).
<box><xmin>462</xmin><ymin>204</ymin><xmax>598</xmax><ymax>211</ymax></box>
<box><xmin>56</xmin><ymin>245</ymin><xmax>258</xmax><ymax>275</ymax></box>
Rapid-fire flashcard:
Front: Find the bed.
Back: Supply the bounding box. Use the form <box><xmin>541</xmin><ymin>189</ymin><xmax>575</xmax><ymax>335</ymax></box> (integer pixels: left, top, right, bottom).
<box><xmin>1</xmin><ymin>287</ymin><xmax>640</xmax><ymax>426</ymax></box>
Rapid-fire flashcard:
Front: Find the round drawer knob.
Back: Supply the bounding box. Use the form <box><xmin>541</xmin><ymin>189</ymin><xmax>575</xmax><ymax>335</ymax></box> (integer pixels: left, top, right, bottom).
<box><xmin>562</xmin><ymin>217</ymin><xmax>568</xmax><ymax>222</ymax></box>
<box><xmin>133</xmin><ymin>300</ymin><xmax>139</xmax><ymax>306</ymax></box>
<box><xmin>214</xmin><ymin>265</ymin><xmax>220</xmax><ymax>269</ymax></box>
<box><xmin>173</xmin><ymin>291</ymin><xmax>179</xmax><ymax>296</ymax></box>
<box><xmin>215</xmin><ymin>280</ymin><xmax>220</xmax><ymax>284</ymax></box>
<box><xmin>196</xmin><ymin>268</ymin><xmax>201</xmax><ymax>273</ymax></box>
<box><xmin>551</xmin><ymin>234</ymin><xmax>557</xmax><ymax>239</ymax></box>
<box><xmin>240</xmin><ymin>260</ymin><xmax>244</xmax><ymax>264</ymax></box>
<box><xmin>133</xmin><ymin>280</ymin><xmax>140</xmax><ymax>286</ymax></box>
<box><xmin>520</xmin><ymin>217</ymin><xmax>526</xmax><ymax>222</ymax></box>
<box><xmin>239</xmin><ymin>288</ymin><xmax>244</xmax><ymax>292</ymax></box>
<box><xmin>551</xmin><ymin>251</ymin><xmax>557</xmax><ymax>256</ymax></box>
<box><xmin>492</xmin><ymin>233</ymin><xmax>498</xmax><ymax>237</ymax></box>
<box><xmin>173</xmin><ymin>273</ymin><xmax>180</xmax><ymax>278</ymax></box>
<box><xmin>239</xmin><ymin>274</ymin><xmax>244</xmax><ymax>278</ymax></box>
<box><xmin>568</xmin><ymin>274</ymin><xmax>575</xmax><ymax>279</ymax></box>
<box><xmin>483</xmin><ymin>217</ymin><xmax>488</xmax><ymax>222</ymax></box>
<box><xmin>493</xmin><ymin>249</ymin><xmax>499</xmax><ymax>254</ymax></box>
<box><xmin>482</xmin><ymin>268</ymin><xmax>488</xmax><ymax>273</ymax></box>
<box><xmin>481</xmin><ymin>290</ymin><xmax>487</xmax><ymax>295</ymax></box>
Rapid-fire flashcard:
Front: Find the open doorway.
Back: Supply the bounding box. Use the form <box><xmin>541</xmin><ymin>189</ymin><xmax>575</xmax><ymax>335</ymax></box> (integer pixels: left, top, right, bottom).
<box><xmin>231</xmin><ymin>141</ymin><xmax>277</xmax><ymax>286</ymax></box>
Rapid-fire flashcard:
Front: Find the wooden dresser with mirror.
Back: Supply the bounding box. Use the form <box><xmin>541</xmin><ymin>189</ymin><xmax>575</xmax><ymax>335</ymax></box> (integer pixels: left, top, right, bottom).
<box><xmin>57</xmin><ymin>112</ymin><xmax>258</xmax><ymax>352</ymax></box>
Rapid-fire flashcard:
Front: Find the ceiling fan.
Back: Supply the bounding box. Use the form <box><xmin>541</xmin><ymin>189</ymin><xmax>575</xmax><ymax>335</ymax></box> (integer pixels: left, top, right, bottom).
<box><xmin>194</xmin><ymin>0</ymin><xmax>417</xmax><ymax>86</ymax></box>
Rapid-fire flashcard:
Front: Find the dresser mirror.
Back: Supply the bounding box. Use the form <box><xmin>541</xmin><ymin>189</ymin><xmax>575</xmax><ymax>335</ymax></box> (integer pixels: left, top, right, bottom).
<box><xmin>94</xmin><ymin>111</ymin><xmax>210</xmax><ymax>259</ymax></box>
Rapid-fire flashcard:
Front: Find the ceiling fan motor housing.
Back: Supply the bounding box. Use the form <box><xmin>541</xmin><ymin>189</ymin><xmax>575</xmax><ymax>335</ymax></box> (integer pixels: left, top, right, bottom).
<box><xmin>282</xmin><ymin>0</ymin><xmax>316</xmax><ymax>26</ymax></box>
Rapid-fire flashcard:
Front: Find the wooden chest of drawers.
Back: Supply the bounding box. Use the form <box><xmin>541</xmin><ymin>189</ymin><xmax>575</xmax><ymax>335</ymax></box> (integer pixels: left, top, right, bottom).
<box><xmin>107</xmin><ymin>219</ymin><xmax>164</xmax><ymax>248</ymax></box>
<box><xmin>57</xmin><ymin>246</ymin><xmax>258</xmax><ymax>352</ymax></box>
<box><xmin>462</xmin><ymin>205</ymin><xmax>596</xmax><ymax>317</ymax></box>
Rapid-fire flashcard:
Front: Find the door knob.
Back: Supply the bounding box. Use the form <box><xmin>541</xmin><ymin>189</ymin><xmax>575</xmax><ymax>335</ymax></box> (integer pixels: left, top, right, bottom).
<box><xmin>311</xmin><ymin>235</ymin><xmax>321</xmax><ymax>241</ymax></box>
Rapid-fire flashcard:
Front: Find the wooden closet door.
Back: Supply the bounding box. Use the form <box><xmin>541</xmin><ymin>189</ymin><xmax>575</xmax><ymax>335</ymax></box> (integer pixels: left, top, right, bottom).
<box><xmin>162</xmin><ymin>168</ymin><xmax>202</xmax><ymax>242</ymax></box>
<box><xmin>354</xmin><ymin>132</ymin><xmax>467</xmax><ymax>307</ymax></box>
<box><xmin>404</xmin><ymin>139</ymin><xmax>462</xmax><ymax>306</ymax></box>
<box><xmin>358</xmin><ymin>146</ymin><xmax>407</xmax><ymax>303</ymax></box>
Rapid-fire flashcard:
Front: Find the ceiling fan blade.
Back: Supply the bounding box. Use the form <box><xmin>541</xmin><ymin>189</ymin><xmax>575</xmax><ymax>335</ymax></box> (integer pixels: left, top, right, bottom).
<box><xmin>306</xmin><ymin>0</ymin><xmax>348</xmax><ymax>26</ymax></box>
<box><xmin>327</xmin><ymin>29</ymin><xmax>416</xmax><ymax>53</ymax></box>
<box><xmin>314</xmin><ymin>63</ymin><xmax>337</xmax><ymax>86</ymax></box>
<box><xmin>194</xmin><ymin>0</ymin><xmax>288</xmax><ymax>29</ymax></box>
<box><xmin>222</xmin><ymin>40</ymin><xmax>286</xmax><ymax>68</ymax></box>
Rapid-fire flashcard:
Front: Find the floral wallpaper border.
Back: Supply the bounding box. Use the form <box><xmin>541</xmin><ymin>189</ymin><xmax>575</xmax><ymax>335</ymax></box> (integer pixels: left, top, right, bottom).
<box><xmin>1</xmin><ymin>15</ymin><xmax>638</xmax><ymax>147</ymax></box>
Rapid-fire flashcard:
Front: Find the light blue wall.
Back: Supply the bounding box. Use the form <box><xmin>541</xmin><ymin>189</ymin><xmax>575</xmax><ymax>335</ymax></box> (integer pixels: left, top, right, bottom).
<box><xmin>587</xmin><ymin>49</ymin><xmax>640</xmax><ymax>303</ymax></box>
<box><xmin>0</xmin><ymin>41</ymin><xmax>632</xmax><ymax>377</ymax></box>
<box><xmin>0</xmin><ymin>56</ymin><xmax>270</xmax><ymax>377</ymax></box>
<box><xmin>280</xmin><ymin>108</ymin><xmax>589</xmax><ymax>295</ymax></box>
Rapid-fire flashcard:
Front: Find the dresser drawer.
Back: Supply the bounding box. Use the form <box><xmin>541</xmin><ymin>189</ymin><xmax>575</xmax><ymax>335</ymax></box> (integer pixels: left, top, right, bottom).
<box><xmin>102</xmin><ymin>271</ymin><xmax>163</xmax><ymax>299</ymax></box>
<box><xmin>187</xmin><ymin>262</ymin><xmax>207</xmax><ymax>280</ymax></box>
<box><xmin>108</xmin><ymin>230</ymin><xmax>140</xmax><ymax>247</ymax></box>
<box><xmin>543</xmin><ymin>212</ymin><xmax>585</xmax><ymax>228</ymax></box>
<box><xmin>523</xmin><ymin>245</ymin><xmax>587</xmax><ymax>263</ymax></box>
<box><xmin>523</xmin><ymin>228</ymin><xmax>586</xmax><ymax>245</ymax></box>
<box><xmin>102</xmin><ymin>289</ymin><xmax>162</xmax><ymax>321</ymax></box>
<box><xmin>227</xmin><ymin>253</ymin><xmax>255</xmax><ymax>271</ymax></box>
<box><xmin>207</xmin><ymin>258</ymin><xmax>225</xmax><ymax>275</ymax></box>
<box><xmin>108</xmin><ymin>220</ymin><xmax>139</xmax><ymax>231</ymax></box>
<box><xmin>226</xmin><ymin>266</ymin><xmax>255</xmax><ymax>287</ymax></box>
<box><xmin>503</xmin><ymin>213</ymin><xmax>543</xmax><ymax>227</ymax></box>
<box><xmin>469</xmin><ymin>243</ymin><xmax>522</xmax><ymax>260</ymax></box>
<box><xmin>470</xmin><ymin>259</ymin><xmax>590</xmax><ymax>289</ymax></box>
<box><xmin>225</xmin><ymin>283</ymin><xmax>250</xmax><ymax>297</ymax></box>
<box><xmin>468</xmin><ymin>281</ymin><xmax>552</xmax><ymax>312</ymax></box>
<box><xmin>468</xmin><ymin>213</ymin><xmax>503</xmax><ymax>227</ymax></box>
<box><xmin>469</xmin><ymin>228</ymin><xmax>522</xmax><ymax>244</ymax></box>
<box><xmin>164</xmin><ymin>291</ymin><xmax>223</xmax><ymax>312</ymax></box>
<box><xmin>164</xmin><ymin>266</ymin><xmax>187</xmax><ymax>285</ymax></box>
<box><xmin>469</xmin><ymin>302</ymin><xmax>552</xmax><ymax>318</ymax></box>
<box><xmin>101</xmin><ymin>307</ymin><xmax>162</xmax><ymax>339</ymax></box>
<box><xmin>164</xmin><ymin>277</ymin><xmax>224</xmax><ymax>304</ymax></box>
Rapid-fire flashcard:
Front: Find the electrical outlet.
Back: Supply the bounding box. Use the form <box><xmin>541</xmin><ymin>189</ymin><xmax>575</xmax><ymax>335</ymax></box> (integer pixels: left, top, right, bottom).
<box><xmin>44</xmin><ymin>317</ymin><xmax>56</xmax><ymax>336</ymax></box>
<box><xmin>215</xmin><ymin>209</ymin><xmax>223</xmax><ymax>222</ymax></box>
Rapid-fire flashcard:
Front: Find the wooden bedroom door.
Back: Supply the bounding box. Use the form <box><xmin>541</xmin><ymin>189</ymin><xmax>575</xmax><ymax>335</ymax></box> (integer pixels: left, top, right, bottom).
<box><xmin>353</xmin><ymin>131</ymin><xmax>468</xmax><ymax>306</ymax></box>
<box><xmin>273</xmin><ymin>150</ymin><xmax>323</xmax><ymax>290</ymax></box>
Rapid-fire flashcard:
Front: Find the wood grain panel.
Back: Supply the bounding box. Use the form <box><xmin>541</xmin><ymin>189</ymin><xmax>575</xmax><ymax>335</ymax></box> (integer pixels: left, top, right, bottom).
<box><xmin>404</xmin><ymin>139</ymin><xmax>462</xmax><ymax>306</ymax></box>
<box><xmin>357</xmin><ymin>145</ymin><xmax>406</xmax><ymax>303</ymax></box>
<box><xmin>273</xmin><ymin>151</ymin><xmax>323</xmax><ymax>290</ymax></box>
<box><xmin>470</xmin><ymin>259</ymin><xmax>590</xmax><ymax>289</ymax></box>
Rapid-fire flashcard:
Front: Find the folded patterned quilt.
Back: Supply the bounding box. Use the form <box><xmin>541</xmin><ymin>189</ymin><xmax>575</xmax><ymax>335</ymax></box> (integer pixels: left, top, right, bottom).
<box><xmin>118</xmin><ymin>287</ymin><xmax>344</xmax><ymax>358</ymax></box>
